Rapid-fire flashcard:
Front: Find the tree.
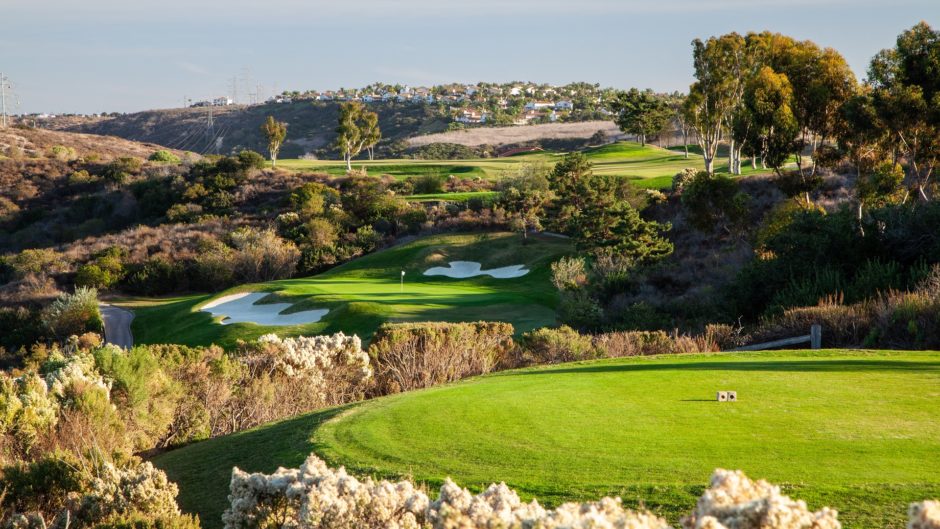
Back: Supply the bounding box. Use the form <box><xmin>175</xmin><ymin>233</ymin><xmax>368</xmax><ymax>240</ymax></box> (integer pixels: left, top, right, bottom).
<box><xmin>336</xmin><ymin>102</ymin><xmax>380</xmax><ymax>170</ymax></box>
<box><xmin>856</xmin><ymin>160</ymin><xmax>905</xmax><ymax>234</ymax></box>
<box><xmin>609</xmin><ymin>88</ymin><xmax>671</xmax><ymax>146</ymax></box>
<box><xmin>548</xmin><ymin>153</ymin><xmax>672</xmax><ymax>261</ymax></box>
<box><xmin>260</xmin><ymin>116</ymin><xmax>287</xmax><ymax>168</ymax></box>
<box><xmin>497</xmin><ymin>163</ymin><xmax>553</xmax><ymax>242</ymax></box>
<box><xmin>867</xmin><ymin>22</ymin><xmax>940</xmax><ymax>201</ymax></box>
<box><xmin>681</xmin><ymin>171</ymin><xmax>749</xmax><ymax>234</ymax></box>
<box><xmin>744</xmin><ymin>67</ymin><xmax>800</xmax><ymax>181</ymax></box>
<box><xmin>684</xmin><ymin>33</ymin><xmax>747</xmax><ymax>174</ymax></box>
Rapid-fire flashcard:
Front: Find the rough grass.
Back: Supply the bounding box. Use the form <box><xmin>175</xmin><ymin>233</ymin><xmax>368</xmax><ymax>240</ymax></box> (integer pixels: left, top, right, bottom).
<box><xmin>129</xmin><ymin>232</ymin><xmax>572</xmax><ymax>348</ymax></box>
<box><xmin>151</xmin><ymin>349</ymin><xmax>940</xmax><ymax>529</ymax></box>
<box><xmin>276</xmin><ymin>141</ymin><xmax>778</xmax><ymax>189</ymax></box>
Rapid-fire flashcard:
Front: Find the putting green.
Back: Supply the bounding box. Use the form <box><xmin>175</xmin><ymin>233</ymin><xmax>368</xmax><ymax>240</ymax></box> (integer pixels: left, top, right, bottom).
<box><xmin>152</xmin><ymin>350</ymin><xmax>940</xmax><ymax>529</ymax></box>
<box><xmin>129</xmin><ymin>232</ymin><xmax>572</xmax><ymax>347</ymax></box>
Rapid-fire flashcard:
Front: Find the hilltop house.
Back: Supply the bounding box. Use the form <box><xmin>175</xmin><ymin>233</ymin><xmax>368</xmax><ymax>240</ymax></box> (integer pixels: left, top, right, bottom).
<box><xmin>554</xmin><ymin>100</ymin><xmax>574</xmax><ymax>110</ymax></box>
<box><xmin>525</xmin><ymin>101</ymin><xmax>555</xmax><ymax>110</ymax></box>
<box><xmin>455</xmin><ymin>108</ymin><xmax>488</xmax><ymax>124</ymax></box>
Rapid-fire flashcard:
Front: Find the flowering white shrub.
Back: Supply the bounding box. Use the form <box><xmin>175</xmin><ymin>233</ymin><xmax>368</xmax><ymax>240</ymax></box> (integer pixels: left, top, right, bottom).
<box><xmin>257</xmin><ymin>333</ymin><xmax>371</xmax><ymax>382</ymax></box>
<box><xmin>80</xmin><ymin>461</ymin><xmax>181</xmax><ymax>521</ymax></box>
<box><xmin>0</xmin><ymin>373</ymin><xmax>58</xmax><ymax>453</ymax></box>
<box><xmin>682</xmin><ymin>469</ymin><xmax>840</xmax><ymax>529</ymax></box>
<box><xmin>43</xmin><ymin>351</ymin><xmax>111</xmax><ymax>401</ymax></box>
<box><xmin>909</xmin><ymin>501</ymin><xmax>940</xmax><ymax>529</ymax></box>
<box><xmin>223</xmin><ymin>454</ymin><xmax>669</xmax><ymax>529</ymax></box>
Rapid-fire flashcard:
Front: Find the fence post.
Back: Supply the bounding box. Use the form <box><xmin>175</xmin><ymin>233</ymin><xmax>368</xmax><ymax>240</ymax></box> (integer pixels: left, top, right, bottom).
<box><xmin>810</xmin><ymin>325</ymin><xmax>822</xmax><ymax>349</ymax></box>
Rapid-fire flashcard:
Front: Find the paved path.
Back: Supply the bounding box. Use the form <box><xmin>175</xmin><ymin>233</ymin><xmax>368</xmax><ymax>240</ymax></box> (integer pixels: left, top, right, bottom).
<box><xmin>100</xmin><ymin>304</ymin><xmax>134</xmax><ymax>349</ymax></box>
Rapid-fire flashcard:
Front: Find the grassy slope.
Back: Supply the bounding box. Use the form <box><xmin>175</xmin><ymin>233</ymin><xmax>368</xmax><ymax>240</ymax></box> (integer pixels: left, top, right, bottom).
<box><xmin>153</xmin><ymin>350</ymin><xmax>940</xmax><ymax>529</ymax></box>
<box><xmin>276</xmin><ymin>141</ymin><xmax>772</xmax><ymax>189</ymax></box>
<box><xmin>130</xmin><ymin>232</ymin><xmax>572</xmax><ymax>348</ymax></box>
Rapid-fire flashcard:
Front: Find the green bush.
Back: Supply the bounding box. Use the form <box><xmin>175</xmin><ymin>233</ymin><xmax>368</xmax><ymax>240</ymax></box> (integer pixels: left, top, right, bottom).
<box><xmin>236</xmin><ymin>150</ymin><xmax>266</xmax><ymax>170</ymax></box>
<box><xmin>681</xmin><ymin>172</ymin><xmax>749</xmax><ymax>233</ymax></box>
<box><xmin>102</xmin><ymin>157</ymin><xmax>144</xmax><ymax>184</ymax></box>
<box><xmin>0</xmin><ymin>451</ymin><xmax>86</xmax><ymax>515</ymax></box>
<box><xmin>410</xmin><ymin>173</ymin><xmax>445</xmax><ymax>194</ymax></box>
<box><xmin>148</xmin><ymin>150</ymin><xmax>181</xmax><ymax>164</ymax></box>
<box><xmin>520</xmin><ymin>326</ymin><xmax>596</xmax><ymax>364</ymax></box>
<box><xmin>41</xmin><ymin>287</ymin><xmax>103</xmax><ymax>338</ymax></box>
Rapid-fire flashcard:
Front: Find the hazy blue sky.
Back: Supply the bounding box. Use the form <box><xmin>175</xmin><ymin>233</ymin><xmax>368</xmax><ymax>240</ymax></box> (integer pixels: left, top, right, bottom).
<box><xmin>2</xmin><ymin>0</ymin><xmax>937</xmax><ymax>114</ymax></box>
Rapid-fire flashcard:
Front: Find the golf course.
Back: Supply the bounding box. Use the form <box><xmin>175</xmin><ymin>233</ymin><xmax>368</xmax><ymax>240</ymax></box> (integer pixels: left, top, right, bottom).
<box><xmin>129</xmin><ymin>232</ymin><xmax>572</xmax><ymax>347</ymax></box>
<box><xmin>277</xmin><ymin>141</ymin><xmax>772</xmax><ymax>190</ymax></box>
<box><xmin>152</xmin><ymin>349</ymin><xmax>940</xmax><ymax>529</ymax></box>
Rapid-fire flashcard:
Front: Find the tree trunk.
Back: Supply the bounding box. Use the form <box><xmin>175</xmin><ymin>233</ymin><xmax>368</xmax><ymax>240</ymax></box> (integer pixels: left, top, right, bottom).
<box><xmin>704</xmin><ymin>156</ymin><xmax>714</xmax><ymax>175</ymax></box>
<box><xmin>857</xmin><ymin>201</ymin><xmax>865</xmax><ymax>236</ymax></box>
<box><xmin>683</xmin><ymin>128</ymin><xmax>689</xmax><ymax>159</ymax></box>
<box><xmin>751</xmin><ymin>156</ymin><xmax>756</xmax><ymax>170</ymax></box>
<box><xmin>345</xmin><ymin>154</ymin><xmax>352</xmax><ymax>171</ymax></box>
<box><xmin>728</xmin><ymin>139</ymin><xmax>736</xmax><ymax>175</ymax></box>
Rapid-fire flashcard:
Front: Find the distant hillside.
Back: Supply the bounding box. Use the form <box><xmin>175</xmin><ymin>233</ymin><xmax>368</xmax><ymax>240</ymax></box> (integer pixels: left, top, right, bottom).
<box><xmin>48</xmin><ymin>102</ymin><xmax>622</xmax><ymax>160</ymax></box>
<box><xmin>53</xmin><ymin>101</ymin><xmax>452</xmax><ymax>159</ymax></box>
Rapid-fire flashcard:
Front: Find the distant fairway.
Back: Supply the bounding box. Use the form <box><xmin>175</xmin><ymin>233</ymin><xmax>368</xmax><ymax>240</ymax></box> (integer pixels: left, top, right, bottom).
<box><xmin>129</xmin><ymin>232</ymin><xmax>571</xmax><ymax>348</ymax></box>
<box><xmin>276</xmin><ymin>141</ymin><xmax>770</xmax><ymax>189</ymax></box>
<box><xmin>152</xmin><ymin>350</ymin><xmax>940</xmax><ymax>529</ymax></box>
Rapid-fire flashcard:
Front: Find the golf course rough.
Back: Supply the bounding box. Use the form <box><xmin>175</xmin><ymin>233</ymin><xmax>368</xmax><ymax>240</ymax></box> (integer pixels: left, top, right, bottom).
<box><xmin>131</xmin><ymin>232</ymin><xmax>572</xmax><ymax>348</ymax></box>
<box><xmin>152</xmin><ymin>349</ymin><xmax>940</xmax><ymax>529</ymax></box>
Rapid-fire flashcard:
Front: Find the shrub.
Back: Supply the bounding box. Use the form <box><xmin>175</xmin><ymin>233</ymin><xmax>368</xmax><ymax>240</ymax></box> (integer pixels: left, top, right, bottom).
<box><xmin>148</xmin><ymin>150</ymin><xmax>181</xmax><ymax>164</ymax></box>
<box><xmin>102</xmin><ymin>157</ymin><xmax>144</xmax><ymax>185</ymax></box>
<box><xmin>0</xmin><ymin>451</ymin><xmax>86</xmax><ymax>516</ymax></box>
<box><xmin>49</xmin><ymin>145</ymin><xmax>77</xmax><ymax>161</ymax></box>
<box><xmin>76</xmin><ymin>264</ymin><xmax>115</xmax><ymax>289</ymax></box>
<box><xmin>236</xmin><ymin>150</ymin><xmax>266</xmax><ymax>170</ymax></box>
<box><xmin>681</xmin><ymin>172</ymin><xmax>749</xmax><ymax>233</ymax></box>
<box><xmin>224</xmin><ymin>455</ymin><xmax>852</xmax><ymax>529</ymax></box>
<box><xmin>672</xmin><ymin>167</ymin><xmax>699</xmax><ymax>193</ymax></box>
<box><xmin>121</xmin><ymin>258</ymin><xmax>186</xmax><ymax>296</ymax></box>
<box><xmin>550</xmin><ymin>256</ymin><xmax>587</xmax><ymax>291</ymax></box>
<box><xmin>594</xmin><ymin>330</ymin><xmax>718</xmax><ymax>357</ymax></box>
<box><xmin>228</xmin><ymin>228</ymin><xmax>300</xmax><ymax>282</ymax></box>
<box><xmin>369</xmin><ymin>322</ymin><xmax>515</xmax><ymax>394</ymax></box>
<box><xmin>41</xmin><ymin>287</ymin><xmax>103</xmax><ymax>338</ymax></box>
<box><xmin>165</xmin><ymin>203</ymin><xmax>203</xmax><ymax>223</ymax></box>
<box><xmin>8</xmin><ymin>248</ymin><xmax>69</xmax><ymax>280</ymax></box>
<box><xmin>68</xmin><ymin>169</ymin><xmax>100</xmax><ymax>186</ymax></box>
<box><xmin>519</xmin><ymin>326</ymin><xmax>596</xmax><ymax>364</ymax></box>
<box><xmin>410</xmin><ymin>173</ymin><xmax>445</xmax><ymax>194</ymax></box>
<box><xmin>79</xmin><ymin>462</ymin><xmax>181</xmax><ymax>523</ymax></box>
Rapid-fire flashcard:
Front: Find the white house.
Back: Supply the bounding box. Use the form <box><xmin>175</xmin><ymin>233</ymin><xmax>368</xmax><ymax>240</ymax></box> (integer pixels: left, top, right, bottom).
<box><xmin>455</xmin><ymin>108</ymin><xmax>487</xmax><ymax>124</ymax></box>
<box><xmin>554</xmin><ymin>100</ymin><xmax>574</xmax><ymax>110</ymax></box>
<box><xmin>525</xmin><ymin>101</ymin><xmax>555</xmax><ymax>110</ymax></box>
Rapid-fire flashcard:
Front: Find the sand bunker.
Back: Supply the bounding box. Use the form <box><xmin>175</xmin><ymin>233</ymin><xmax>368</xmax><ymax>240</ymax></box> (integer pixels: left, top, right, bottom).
<box><xmin>423</xmin><ymin>261</ymin><xmax>529</xmax><ymax>279</ymax></box>
<box><xmin>200</xmin><ymin>292</ymin><xmax>328</xmax><ymax>326</ymax></box>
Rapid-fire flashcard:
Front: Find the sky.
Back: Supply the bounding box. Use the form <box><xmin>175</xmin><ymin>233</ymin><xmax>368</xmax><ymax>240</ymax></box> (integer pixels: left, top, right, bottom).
<box><xmin>1</xmin><ymin>0</ymin><xmax>937</xmax><ymax>114</ymax></box>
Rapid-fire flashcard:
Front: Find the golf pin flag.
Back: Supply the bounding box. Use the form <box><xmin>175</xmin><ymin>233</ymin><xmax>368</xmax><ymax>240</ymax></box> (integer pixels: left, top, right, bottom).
<box><xmin>401</xmin><ymin>270</ymin><xmax>405</xmax><ymax>276</ymax></box>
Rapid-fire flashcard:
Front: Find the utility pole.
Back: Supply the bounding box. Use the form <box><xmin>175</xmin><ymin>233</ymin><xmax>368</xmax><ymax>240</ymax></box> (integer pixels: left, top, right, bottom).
<box><xmin>0</xmin><ymin>72</ymin><xmax>8</xmax><ymax>128</ymax></box>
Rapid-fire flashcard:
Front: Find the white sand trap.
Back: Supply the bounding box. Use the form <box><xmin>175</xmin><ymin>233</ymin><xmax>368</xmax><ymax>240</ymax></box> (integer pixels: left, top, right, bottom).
<box><xmin>200</xmin><ymin>292</ymin><xmax>328</xmax><ymax>326</ymax></box>
<box><xmin>423</xmin><ymin>261</ymin><xmax>529</xmax><ymax>279</ymax></box>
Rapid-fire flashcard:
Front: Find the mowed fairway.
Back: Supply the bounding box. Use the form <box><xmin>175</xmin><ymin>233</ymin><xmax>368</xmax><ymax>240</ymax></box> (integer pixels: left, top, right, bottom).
<box><xmin>129</xmin><ymin>232</ymin><xmax>571</xmax><ymax>347</ymax></box>
<box><xmin>153</xmin><ymin>350</ymin><xmax>940</xmax><ymax>529</ymax></box>
<box><xmin>275</xmin><ymin>141</ymin><xmax>770</xmax><ymax>189</ymax></box>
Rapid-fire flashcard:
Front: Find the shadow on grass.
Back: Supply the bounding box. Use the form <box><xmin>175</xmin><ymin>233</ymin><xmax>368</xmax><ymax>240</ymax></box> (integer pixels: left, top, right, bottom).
<box><xmin>152</xmin><ymin>405</ymin><xmax>353</xmax><ymax>528</ymax></box>
<box><xmin>514</xmin><ymin>359</ymin><xmax>940</xmax><ymax>376</ymax></box>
